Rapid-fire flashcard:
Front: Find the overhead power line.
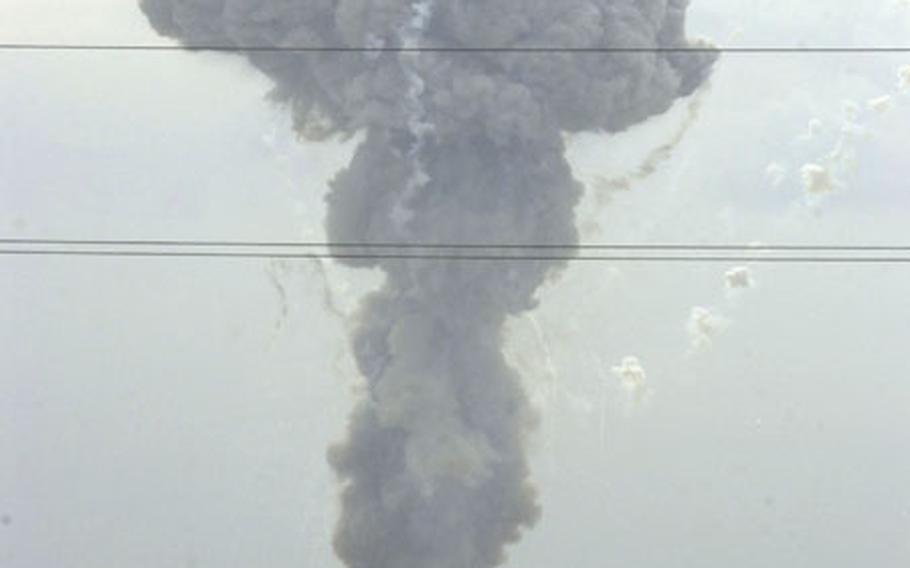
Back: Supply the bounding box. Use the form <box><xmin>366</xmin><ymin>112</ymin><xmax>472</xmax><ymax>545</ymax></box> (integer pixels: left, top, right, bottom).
<box><xmin>2</xmin><ymin>250</ymin><xmax>910</xmax><ymax>263</ymax></box>
<box><xmin>2</xmin><ymin>239</ymin><xmax>910</xmax><ymax>263</ymax></box>
<box><xmin>1</xmin><ymin>44</ymin><xmax>910</xmax><ymax>54</ymax></box>
<box><xmin>2</xmin><ymin>238</ymin><xmax>910</xmax><ymax>252</ymax></box>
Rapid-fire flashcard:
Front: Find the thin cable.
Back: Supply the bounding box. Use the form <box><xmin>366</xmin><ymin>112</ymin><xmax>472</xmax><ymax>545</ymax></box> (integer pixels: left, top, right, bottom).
<box><xmin>1</xmin><ymin>238</ymin><xmax>909</xmax><ymax>252</ymax></box>
<box><xmin>2</xmin><ymin>249</ymin><xmax>910</xmax><ymax>263</ymax></box>
<box><xmin>1</xmin><ymin>44</ymin><xmax>910</xmax><ymax>53</ymax></box>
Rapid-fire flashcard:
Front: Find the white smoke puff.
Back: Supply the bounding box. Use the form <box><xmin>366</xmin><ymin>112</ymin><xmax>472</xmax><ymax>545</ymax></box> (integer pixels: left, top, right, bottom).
<box><xmin>801</xmin><ymin>163</ymin><xmax>835</xmax><ymax>195</ymax></box>
<box><xmin>765</xmin><ymin>162</ymin><xmax>787</xmax><ymax>188</ymax></box>
<box><xmin>687</xmin><ymin>306</ymin><xmax>728</xmax><ymax>352</ymax></box>
<box><xmin>610</xmin><ymin>355</ymin><xmax>650</xmax><ymax>410</ymax></box>
<box><xmin>824</xmin><ymin>115</ymin><xmax>866</xmax><ymax>188</ymax></box>
<box><xmin>724</xmin><ymin>266</ymin><xmax>754</xmax><ymax>290</ymax></box>
<box><xmin>794</xmin><ymin>118</ymin><xmax>823</xmax><ymax>144</ymax></box>
<box><xmin>867</xmin><ymin>95</ymin><xmax>894</xmax><ymax>114</ymax></box>
<box><xmin>899</xmin><ymin>65</ymin><xmax>910</xmax><ymax>92</ymax></box>
<box><xmin>611</xmin><ymin>356</ymin><xmax>647</xmax><ymax>393</ymax></box>
<box><xmin>842</xmin><ymin>100</ymin><xmax>861</xmax><ymax>122</ymax></box>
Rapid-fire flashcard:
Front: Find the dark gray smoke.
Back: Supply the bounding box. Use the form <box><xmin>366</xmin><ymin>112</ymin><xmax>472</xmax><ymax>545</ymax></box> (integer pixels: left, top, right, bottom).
<box><xmin>139</xmin><ymin>1</ymin><xmax>715</xmax><ymax>566</ymax></box>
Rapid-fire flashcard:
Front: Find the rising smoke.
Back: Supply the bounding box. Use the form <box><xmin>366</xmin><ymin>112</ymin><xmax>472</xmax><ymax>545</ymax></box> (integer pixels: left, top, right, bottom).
<box><xmin>139</xmin><ymin>1</ymin><xmax>715</xmax><ymax>566</ymax></box>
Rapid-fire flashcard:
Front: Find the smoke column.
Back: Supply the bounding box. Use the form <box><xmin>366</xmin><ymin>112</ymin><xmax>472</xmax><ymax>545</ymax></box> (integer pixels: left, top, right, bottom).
<box><xmin>139</xmin><ymin>1</ymin><xmax>715</xmax><ymax>565</ymax></box>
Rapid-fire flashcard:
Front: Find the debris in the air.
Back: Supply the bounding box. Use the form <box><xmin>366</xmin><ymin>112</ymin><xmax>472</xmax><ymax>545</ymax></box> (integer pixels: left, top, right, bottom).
<box><xmin>725</xmin><ymin>266</ymin><xmax>754</xmax><ymax>290</ymax></box>
<box><xmin>611</xmin><ymin>356</ymin><xmax>647</xmax><ymax>394</ymax></box>
<box><xmin>765</xmin><ymin>162</ymin><xmax>787</xmax><ymax>188</ymax></box>
<box><xmin>867</xmin><ymin>95</ymin><xmax>893</xmax><ymax>114</ymax></box>
<box><xmin>899</xmin><ymin>65</ymin><xmax>910</xmax><ymax>92</ymax></box>
<box><xmin>611</xmin><ymin>355</ymin><xmax>651</xmax><ymax>410</ymax></box>
<box><xmin>801</xmin><ymin>163</ymin><xmax>835</xmax><ymax>195</ymax></box>
<box><xmin>687</xmin><ymin>306</ymin><xmax>728</xmax><ymax>351</ymax></box>
<box><xmin>842</xmin><ymin>100</ymin><xmax>861</xmax><ymax>122</ymax></box>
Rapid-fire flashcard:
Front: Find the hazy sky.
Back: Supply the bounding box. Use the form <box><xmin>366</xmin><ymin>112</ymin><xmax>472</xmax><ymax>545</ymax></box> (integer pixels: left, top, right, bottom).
<box><xmin>2</xmin><ymin>2</ymin><xmax>909</xmax><ymax>567</ymax></box>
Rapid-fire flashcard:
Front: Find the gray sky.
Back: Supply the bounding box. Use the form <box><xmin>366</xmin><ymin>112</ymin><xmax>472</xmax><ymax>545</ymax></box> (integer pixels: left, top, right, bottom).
<box><xmin>2</xmin><ymin>1</ymin><xmax>909</xmax><ymax>567</ymax></box>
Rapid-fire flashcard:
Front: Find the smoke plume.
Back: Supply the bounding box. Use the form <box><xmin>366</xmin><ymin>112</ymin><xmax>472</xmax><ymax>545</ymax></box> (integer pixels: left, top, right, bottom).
<box><xmin>139</xmin><ymin>1</ymin><xmax>715</xmax><ymax>565</ymax></box>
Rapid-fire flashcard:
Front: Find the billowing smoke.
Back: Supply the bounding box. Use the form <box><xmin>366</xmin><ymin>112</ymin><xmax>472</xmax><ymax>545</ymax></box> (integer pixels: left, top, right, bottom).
<box><xmin>139</xmin><ymin>1</ymin><xmax>715</xmax><ymax>565</ymax></box>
